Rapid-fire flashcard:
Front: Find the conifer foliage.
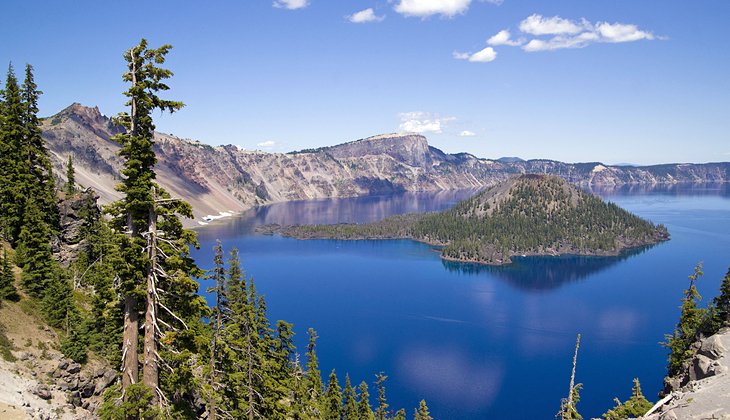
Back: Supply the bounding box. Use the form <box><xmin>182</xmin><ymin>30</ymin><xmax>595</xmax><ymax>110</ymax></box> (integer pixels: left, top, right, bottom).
<box><xmin>105</xmin><ymin>38</ymin><xmax>206</xmax><ymax>414</ymax></box>
<box><xmin>66</xmin><ymin>155</ymin><xmax>76</xmax><ymax>196</ymax></box>
<box><xmin>713</xmin><ymin>267</ymin><xmax>730</xmax><ymax>326</ymax></box>
<box><xmin>0</xmin><ymin>249</ymin><xmax>19</xmax><ymax>301</ymax></box>
<box><xmin>0</xmin><ymin>44</ymin><xmax>433</xmax><ymax>420</ymax></box>
<box><xmin>602</xmin><ymin>378</ymin><xmax>653</xmax><ymax>419</ymax></box>
<box><xmin>663</xmin><ymin>263</ymin><xmax>705</xmax><ymax>376</ymax></box>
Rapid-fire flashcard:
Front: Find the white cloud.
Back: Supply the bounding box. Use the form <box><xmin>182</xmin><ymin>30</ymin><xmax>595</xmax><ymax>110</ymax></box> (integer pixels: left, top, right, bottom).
<box><xmin>273</xmin><ymin>0</ymin><xmax>309</xmax><ymax>10</ymax></box>
<box><xmin>596</xmin><ymin>22</ymin><xmax>654</xmax><ymax>43</ymax></box>
<box><xmin>394</xmin><ymin>0</ymin><xmax>472</xmax><ymax>18</ymax></box>
<box><xmin>513</xmin><ymin>15</ymin><xmax>656</xmax><ymax>52</ymax></box>
<box><xmin>453</xmin><ymin>46</ymin><xmax>497</xmax><ymax>63</ymax></box>
<box><xmin>522</xmin><ymin>31</ymin><xmax>599</xmax><ymax>52</ymax></box>
<box><xmin>487</xmin><ymin>30</ymin><xmax>524</xmax><ymax>46</ymax></box>
<box><xmin>469</xmin><ymin>46</ymin><xmax>497</xmax><ymax>62</ymax></box>
<box><xmin>519</xmin><ymin>14</ymin><xmax>588</xmax><ymax>35</ymax></box>
<box><xmin>257</xmin><ymin>140</ymin><xmax>276</xmax><ymax>149</ymax></box>
<box><xmin>459</xmin><ymin>130</ymin><xmax>476</xmax><ymax>137</ymax></box>
<box><xmin>348</xmin><ymin>8</ymin><xmax>385</xmax><ymax>23</ymax></box>
<box><xmin>452</xmin><ymin>51</ymin><xmax>471</xmax><ymax>60</ymax></box>
<box><xmin>398</xmin><ymin>112</ymin><xmax>455</xmax><ymax>134</ymax></box>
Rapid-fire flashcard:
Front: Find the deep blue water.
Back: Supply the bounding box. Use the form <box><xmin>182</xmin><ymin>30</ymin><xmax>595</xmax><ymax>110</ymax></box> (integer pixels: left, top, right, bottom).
<box><xmin>191</xmin><ymin>184</ymin><xmax>730</xmax><ymax>419</ymax></box>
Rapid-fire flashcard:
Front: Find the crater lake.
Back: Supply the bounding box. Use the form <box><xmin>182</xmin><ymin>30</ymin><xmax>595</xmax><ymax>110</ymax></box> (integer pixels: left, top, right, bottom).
<box><xmin>191</xmin><ymin>184</ymin><xmax>730</xmax><ymax>419</ymax></box>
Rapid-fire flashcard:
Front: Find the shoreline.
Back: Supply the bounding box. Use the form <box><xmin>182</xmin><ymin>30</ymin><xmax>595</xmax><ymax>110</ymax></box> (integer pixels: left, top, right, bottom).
<box><xmin>257</xmin><ymin>223</ymin><xmax>670</xmax><ymax>266</ymax></box>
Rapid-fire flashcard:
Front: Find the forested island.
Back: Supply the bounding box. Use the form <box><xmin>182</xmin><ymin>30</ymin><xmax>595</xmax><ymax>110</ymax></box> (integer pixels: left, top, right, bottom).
<box><xmin>260</xmin><ymin>174</ymin><xmax>670</xmax><ymax>265</ymax></box>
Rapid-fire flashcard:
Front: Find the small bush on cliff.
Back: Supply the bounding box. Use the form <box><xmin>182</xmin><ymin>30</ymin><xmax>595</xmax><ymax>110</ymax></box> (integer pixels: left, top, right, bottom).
<box><xmin>603</xmin><ymin>378</ymin><xmax>653</xmax><ymax>419</ymax></box>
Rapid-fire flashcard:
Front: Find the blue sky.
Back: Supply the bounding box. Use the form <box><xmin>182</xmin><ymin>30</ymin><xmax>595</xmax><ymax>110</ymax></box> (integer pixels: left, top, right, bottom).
<box><xmin>2</xmin><ymin>0</ymin><xmax>728</xmax><ymax>164</ymax></box>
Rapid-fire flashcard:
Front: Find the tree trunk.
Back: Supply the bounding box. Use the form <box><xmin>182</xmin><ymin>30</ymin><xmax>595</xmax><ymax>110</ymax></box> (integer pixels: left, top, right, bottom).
<box><xmin>122</xmin><ymin>46</ymin><xmax>139</xmax><ymax>395</ymax></box>
<box><xmin>565</xmin><ymin>334</ymin><xmax>581</xmax><ymax>420</ymax></box>
<box><xmin>122</xmin><ymin>295</ymin><xmax>138</xmax><ymax>389</ymax></box>
<box><xmin>248</xmin><ymin>334</ymin><xmax>254</xmax><ymax>420</ymax></box>
<box><xmin>143</xmin><ymin>187</ymin><xmax>159</xmax><ymax>404</ymax></box>
<box><xmin>209</xmin><ymin>263</ymin><xmax>223</xmax><ymax>420</ymax></box>
<box><xmin>209</xmin><ymin>342</ymin><xmax>217</xmax><ymax>420</ymax></box>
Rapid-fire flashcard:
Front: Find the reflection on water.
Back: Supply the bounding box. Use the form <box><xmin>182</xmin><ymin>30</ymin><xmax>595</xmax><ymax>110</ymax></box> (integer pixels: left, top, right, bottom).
<box><xmin>586</xmin><ymin>182</ymin><xmax>730</xmax><ymax>198</ymax></box>
<box><xmin>197</xmin><ymin>189</ymin><xmax>480</xmax><ymax>240</ymax></box>
<box><xmin>441</xmin><ymin>246</ymin><xmax>656</xmax><ymax>291</ymax></box>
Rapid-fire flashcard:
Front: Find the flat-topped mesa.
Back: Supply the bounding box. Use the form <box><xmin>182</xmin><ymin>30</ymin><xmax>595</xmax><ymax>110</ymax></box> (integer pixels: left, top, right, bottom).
<box><xmin>270</xmin><ymin>174</ymin><xmax>670</xmax><ymax>265</ymax></box>
<box><xmin>324</xmin><ymin>132</ymin><xmax>434</xmax><ymax>167</ymax></box>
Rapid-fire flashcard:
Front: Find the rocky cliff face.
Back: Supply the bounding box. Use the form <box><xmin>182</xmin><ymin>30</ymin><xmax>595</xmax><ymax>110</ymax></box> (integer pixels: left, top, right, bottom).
<box><xmin>41</xmin><ymin>104</ymin><xmax>730</xmax><ymax>225</ymax></box>
<box><xmin>645</xmin><ymin>328</ymin><xmax>730</xmax><ymax>419</ymax></box>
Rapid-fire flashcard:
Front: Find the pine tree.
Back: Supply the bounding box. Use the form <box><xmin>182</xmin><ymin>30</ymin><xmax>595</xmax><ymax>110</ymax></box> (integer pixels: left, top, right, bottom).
<box><xmin>0</xmin><ymin>249</ymin><xmax>19</xmax><ymax>301</ymax></box>
<box><xmin>343</xmin><ymin>374</ymin><xmax>359</xmax><ymax>420</ymax></box>
<box><xmin>76</xmin><ymin>211</ymin><xmax>124</xmax><ymax>365</ymax></box>
<box><xmin>65</xmin><ymin>155</ymin><xmax>76</xmax><ymax>196</ymax></box>
<box><xmin>713</xmin><ymin>267</ymin><xmax>730</xmax><ymax>327</ymax></box>
<box><xmin>558</xmin><ymin>334</ymin><xmax>583</xmax><ymax>420</ymax></box>
<box><xmin>663</xmin><ymin>263</ymin><xmax>705</xmax><ymax>376</ymax></box>
<box><xmin>0</xmin><ymin>64</ymin><xmax>24</xmax><ymax>243</ymax></box>
<box><xmin>323</xmin><ymin>370</ymin><xmax>342</xmax><ymax>420</ymax></box>
<box><xmin>394</xmin><ymin>408</ymin><xmax>406</xmax><ymax>420</ymax></box>
<box><xmin>206</xmin><ymin>241</ymin><xmax>227</xmax><ymax>420</ymax></box>
<box><xmin>374</xmin><ymin>372</ymin><xmax>388</xmax><ymax>420</ymax></box>
<box><xmin>106</xmin><ymin>38</ymin><xmax>204</xmax><ymax>411</ymax></box>
<box><xmin>41</xmin><ymin>268</ymin><xmax>75</xmax><ymax>330</ymax></box>
<box><xmin>357</xmin><ymin>381</ymin><xmax>375</xmax><ymax>420</ymax></box>
<box><xmin>305</xmin><ymin>327</ymin><xmax>324</xmax><ymax>416</ymax></box>
<box><xmin>16</xmin><ymin>198</ymin><xmax>54</xmax><ymax>298</ymax></box>
<box><xmin>602</xmin><ymin>378</ymin><xmax>653</xmax><ymax>420</ymax></box>
<box><xmin>20</xmin><ymin>64</ymin><xmax>57</xmax><ymax>231</ymax></box>
<box><xmin>414</xmin><ymin>400</ymin><xmax>432</xmax><ymax>420</ymax></box>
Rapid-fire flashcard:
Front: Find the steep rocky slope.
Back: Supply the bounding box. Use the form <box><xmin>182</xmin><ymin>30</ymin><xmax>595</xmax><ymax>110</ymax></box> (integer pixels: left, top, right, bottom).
<box><xmin>645</xmin><ymin>328</ymin><xmax>730</xmax><ymax>419</ymax></box>
<box><xmin>41</xmin><ymin>104</ymin><xmax>730</xmax><ymax>225</ymax></box>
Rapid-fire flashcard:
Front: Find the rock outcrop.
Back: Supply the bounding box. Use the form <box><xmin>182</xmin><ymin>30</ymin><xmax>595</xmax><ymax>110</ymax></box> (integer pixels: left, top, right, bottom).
<box><xmin>645</xmin><ymin>328</ymin><xmax>730</xmax><ymax>419</ymax></box>
<box><xmin>41</xmin><ymin>103</ymin><xmax>730</xmax><ymax>226</ymax></box>
<box><xmin>53</xmin><ymin>188</ymin><xmax>100</xmax><ymax>265</ymax></box>
<box><xmin>0</xmin><ymin>300</ymin><xmax>115</xmax><ymax>419</ymax></box>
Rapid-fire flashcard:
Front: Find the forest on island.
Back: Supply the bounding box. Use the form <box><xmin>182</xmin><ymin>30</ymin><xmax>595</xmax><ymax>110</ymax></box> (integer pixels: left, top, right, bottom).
<box><xmin>273</xmin><ymin>175</ymin><xmax>669</xmax><ymax>264</ymax></box>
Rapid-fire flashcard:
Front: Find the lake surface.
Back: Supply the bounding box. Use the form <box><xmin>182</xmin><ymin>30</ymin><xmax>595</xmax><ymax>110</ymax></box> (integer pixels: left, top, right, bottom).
<box><xmin>191</xmin><ymin>184</ymin><xmax>730</xmax><ymax>419</ymax></box>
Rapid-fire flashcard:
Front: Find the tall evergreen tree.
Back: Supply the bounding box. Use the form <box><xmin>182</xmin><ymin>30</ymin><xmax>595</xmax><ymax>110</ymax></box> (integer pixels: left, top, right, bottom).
<box><xmin>20</xmin><ymin>64</ymin><xmax>57</xmax><ymax>231</ymax></box>
<box><xmin>0</xmin><ymin>64</ymin><xmax>24</xmax><ymax>243</ymax></box>
<box><xmin>664</xmin><ymin>263</ymin><xmax>705</xmax><ymax>376</ymax></box>
<box><xmin>305</xmin><ymin>327</ymin><xmax>324</xmax><ymax>416</ymax></box>
<box><xmin>414</xmin><ymin>400</ymin><xmax>433</xmax><ymax>420</ymax></box>
<box><xmin>713</xmin><ymin>267</ymin><xmax>730</xmax><ymax>327</ymax></box>
<box><xmin>323</xmin><ymin>370</ymin><xmax>342</xmax><ymax>420</ymax></box>
<box><xmin>357</xmin><ymin>381</ymin><xmax>375</xmax><ymax>420</ymax></box>
<box><xmin>106</xmin><ymin>38</ymin><xmax>204</xmax><ymax>411</ymax></box>
<box><xmin>374</xmin><ymin>373</ymin><xmax>388</xmax><ymax>420</ymax></box>
<box><xmin>342</xmin><ymin>374</ymin><xmax>359</xmax><ymax>420</ymax></box>
<box><xmin>0</xmin><ymin>249</ymin><xmax>19</xmax><ymax>301</ymax></box>
<box><xmin>206</xmin><ymin>241</ymin><xmax>227</xmax><ymax>420</ymax></box>
<box><xmin>16</xmin><ymin>198</ymin><xmax>54</xmax><ymax>298</ymax></box>
<box><xmin>65</xmin><ymin>155</ymin><xmax>76</xmax><ymax>196</ymax></box>
<box><xmin>41</xmin><ymin>268</ymin><xmax>75</xmax><ymax>330</ymax></box>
